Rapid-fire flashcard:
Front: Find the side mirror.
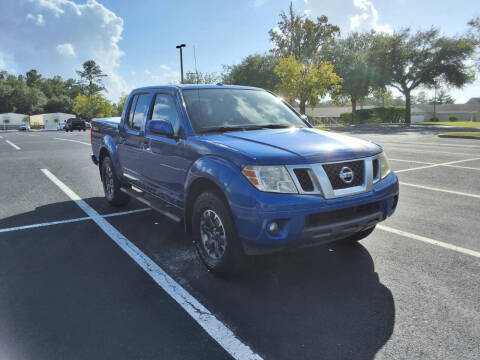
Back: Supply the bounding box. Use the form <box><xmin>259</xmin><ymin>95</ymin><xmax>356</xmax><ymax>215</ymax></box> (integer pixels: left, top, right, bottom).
<box><xmin>148</xmin><ymin>120</ymin><xmax>174</xmax><ymax>138</ymax></box>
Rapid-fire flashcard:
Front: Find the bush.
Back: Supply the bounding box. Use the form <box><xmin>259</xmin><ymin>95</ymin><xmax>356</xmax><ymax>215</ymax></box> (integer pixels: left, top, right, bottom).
<box><xmin>339</xmin><ymin>107</ymin><xmax>405</xmax><ymax>125</ymax></box>
<box><xmin>429</xmin><ymin>117</ymin><xmax>439</xmax><ymax>122</ymax></box>
<box><xmin>448</xmin><ymin>116</ymin><xmax>458</xmax><ymax>122</ymax></box>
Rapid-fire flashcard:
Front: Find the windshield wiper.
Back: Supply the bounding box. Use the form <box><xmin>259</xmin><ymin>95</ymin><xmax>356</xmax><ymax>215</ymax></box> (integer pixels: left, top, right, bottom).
<box><xmin>200</xmin><ymin>126</ymin><xmax>250</xmax><ymax>134</ymax></box>
<box><xmin>201</xmin><ymin>124</ymin><xmax>297</xmax><ymax>134</ymax></box>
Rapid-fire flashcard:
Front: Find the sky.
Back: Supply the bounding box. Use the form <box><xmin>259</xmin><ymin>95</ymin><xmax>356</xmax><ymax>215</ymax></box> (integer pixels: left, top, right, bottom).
<box><xmin>0</xmin><ymin>0</ymin><xmax>478</xmax><ymax>103</ymax></box>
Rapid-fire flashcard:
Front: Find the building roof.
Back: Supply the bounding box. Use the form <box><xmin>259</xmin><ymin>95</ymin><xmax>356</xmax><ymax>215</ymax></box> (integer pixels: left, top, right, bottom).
<box><xmin>466</xmin><ymin>97</ymin><xmax>480</xmax><ymax>105</ymax></box>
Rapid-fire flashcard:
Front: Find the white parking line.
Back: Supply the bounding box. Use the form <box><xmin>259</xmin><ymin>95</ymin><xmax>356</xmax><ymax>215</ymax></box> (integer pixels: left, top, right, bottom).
<box><xmin>41</xmin><ymin>168</ymin><xmax>262</xmax><ymax>360</ymax></box>
<box><xmin>54</xmin><ymin>137</ymin><xmax>90</xmax><ymax>146</ymax></box>
<box><xmin>395</xmin><ymin>157</ymin><xmax>480</xmax><ymax>173</ymax></box>
<box><xmin>400</xmin><ymin>182</ymin><xmax>480</xmax><ymax>199</ymax></box>
<box><xmin>377</xmin><ymin>224</ymin><xmax>480</xmax><ymax>259</ymax></box>
<box><xmin>386</xmin><ymin>146</ymin><xmax>476</xmax><ymax>157</ymax></box>
<box><xmin>5</xmin><ymin>140</ymin><xmax>21</xmax><ymax>150</ymax></box>
<box><xmin>443</xmin><ymin>164</ymin><xmax>480</xmax><ymax>171</ymax></box>
<box><xmin>0</xmin><ymin>135</ymin><xmax>3</xmax><ymax>139</ymax></box>
<box><xmin>381</xmin><ymin>141</ymin><xmax>480</xmax><ymax>149</ymax></box>
<box><xmin>0</xmin><ymin>208</ymin><xmax>151</xmax><ymax>233</ymax></box>
<box><xmin>390</xmin><ymin>158</ymin><xmax>480</xmax><ymax>171</ymax></box>
<box><xmin>390</xmin><ymin>158</ymin><xmax>435</xmax><ymax>165</ymax></box>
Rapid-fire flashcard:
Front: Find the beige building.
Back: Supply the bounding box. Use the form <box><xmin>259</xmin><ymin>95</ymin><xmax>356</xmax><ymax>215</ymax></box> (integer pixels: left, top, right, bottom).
<box><xmin>0</xmin><ymin>113</ymin><xmax>29</xmax><ymax>130</ymax></box>
<box><xmin>411</xmin><ymin>99</ymin><xmax>480</xmax><ymax>122</ymax></box>
<box><xmin>30</xmin><ymin>113</ymin><xmax>75</xmax><ymax>130</ymax></box>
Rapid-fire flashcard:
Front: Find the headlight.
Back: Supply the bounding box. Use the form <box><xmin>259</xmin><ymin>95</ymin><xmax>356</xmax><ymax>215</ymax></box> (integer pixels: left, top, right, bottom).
<box><xmin>379</xmin><ymin>151</ymin><xmax>391</xmax><ymax>179</ymax></box>
<box><xmin>242</xmin><ymin>165</ymin><xmax>298</xmax><ymax>193</ymax></box>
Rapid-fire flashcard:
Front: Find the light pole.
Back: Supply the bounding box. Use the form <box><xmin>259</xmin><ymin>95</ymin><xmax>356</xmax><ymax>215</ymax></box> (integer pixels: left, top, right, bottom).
<box><xmin>176</xmin><ymin>44</ymin><xmax>186</xmax><ymax>84</ymax></box>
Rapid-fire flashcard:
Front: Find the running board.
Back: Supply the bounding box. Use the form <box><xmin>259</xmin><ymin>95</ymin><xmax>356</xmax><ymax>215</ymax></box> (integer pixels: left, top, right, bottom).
<box><xmin>120</xmin><ymin>187</ymin><xmax>181</xmax><ymax>223</ymax></box>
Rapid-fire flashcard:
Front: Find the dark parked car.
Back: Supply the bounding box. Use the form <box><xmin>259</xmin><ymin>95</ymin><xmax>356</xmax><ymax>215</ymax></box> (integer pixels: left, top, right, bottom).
<box><xmin>65</xmin><ymin>118</ymin><xmax>86</xmax><ymax>132</ymax></box>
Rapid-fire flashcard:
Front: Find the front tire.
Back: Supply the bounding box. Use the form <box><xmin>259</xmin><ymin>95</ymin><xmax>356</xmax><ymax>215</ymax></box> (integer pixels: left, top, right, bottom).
<box><xmin>101</xmin><ymin>156</ymin><xmax>130</xmax><ymax>207</ymax></box>
<box><xmin>192</xmin><ymin>191</ymin><xmax>246</xmax><ymax>275</ymax></box>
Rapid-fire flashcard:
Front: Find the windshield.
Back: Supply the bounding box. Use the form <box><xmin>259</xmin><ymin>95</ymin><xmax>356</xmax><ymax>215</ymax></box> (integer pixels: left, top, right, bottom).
<box><xmin>182</xmin><ymin>89</ymin><xmax>307</xmax><ymax>134</ymax></box>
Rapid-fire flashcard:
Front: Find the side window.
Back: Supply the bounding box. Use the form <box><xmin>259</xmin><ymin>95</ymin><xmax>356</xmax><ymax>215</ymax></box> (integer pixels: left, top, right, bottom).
<box><xmin>126</xmin><ymin>95</ymin><xmax>138</xmax><ymax>129</ymax></box>
<box><xmin>151</xmin><ymin>94</ymin><xmax>180</xmax><ymax>134</ymax></box>
<box><xmin>132</xmin><ymin>94</ymin><xmax>151</xmax><ymax>131</ymax></box>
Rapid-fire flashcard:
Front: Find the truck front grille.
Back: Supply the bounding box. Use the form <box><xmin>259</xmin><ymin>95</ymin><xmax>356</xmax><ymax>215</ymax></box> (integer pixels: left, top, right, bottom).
<box><xmin>322</xmin><ymin>160</ymin><xmax>364</xmax><ymax>190</ymax></box>
<box><xmin>293</xmin><ymin>169</ymin><xmax>314</xmax><ymax>191</ymax></box>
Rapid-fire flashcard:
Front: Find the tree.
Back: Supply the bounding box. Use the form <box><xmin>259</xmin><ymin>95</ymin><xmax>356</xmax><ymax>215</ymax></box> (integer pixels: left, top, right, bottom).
<box><xmin>326</xmin><ymin>32</ymin><xmax>376</xmax><ymax>118</ymax></box>
<box><xmin>274</xmin><ymin>56</ymin><xmax>342</xmax><ymax>114</ymax></box>
<box><xmin>72</xmin><ymin>94</ymin><xmax>114</xmax><ymax>120</ymax></box>
<box><xmin>114</xmin><ymin>94</ymin><xmax>128</xmax><ymax>116</ymax></box>
<box><xmin>184</xmin><ymin>71</ymin><xmax>220</xmax><ymax>84</ymax></box>
<box><xmin>269</xmin><ymin>2</ymin><xmax>339</xmax><ymax>62</ymax></box>
<box><xmin>429</xmin><ymin>88</ymin><xmax>455</xmax><ymax>104</ymax></box>
<box><xmin>25</xmin><ymin>69</ymin><xmax>42</xmax><ymax>88</ymax></box>
<box><xmin>413</xmin><ymin>90</ymin><xmax>427</xmax><ymax>105</ymax></box>
<box><xmin>372</xmin><ymin>29</ymin><xmax>475</xmax><ymax>123</ymax></box>
<box><xmin>222</xmin><ymin>54</ymin><xmax>280</xmax><ymax>91</ymax></box>
<box><xmin>76</xmin><ymin>60</ymin><xmax>107</xmax><ymax>95</ymax></box>
<box><xmin>468</xmin><ymin>17</ymin><xmax>480</xmax><ymax>70</ymax></box>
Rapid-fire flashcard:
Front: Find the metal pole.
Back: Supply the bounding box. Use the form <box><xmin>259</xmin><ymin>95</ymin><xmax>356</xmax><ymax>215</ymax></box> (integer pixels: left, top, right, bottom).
<box><xmin>433</xmin><ymin>83</ymin><xmax>437</xmax><ymax>119</ymax></box>
<box><xmin>176</xmin><ymin>44</ymin><xmax>186</xmax><ymax>84</ymax></box>
<box><xmin>180</xmin><ymin>47</ymin><xmax>184</xmax><ymax>84</ymax></box>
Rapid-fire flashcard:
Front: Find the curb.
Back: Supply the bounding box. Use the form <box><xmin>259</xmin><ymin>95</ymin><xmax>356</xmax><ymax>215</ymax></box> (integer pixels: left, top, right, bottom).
<box><xmin>438</xmin><ymin>134</ymin><xmax>480</xmax><ymax>140</ymax></box>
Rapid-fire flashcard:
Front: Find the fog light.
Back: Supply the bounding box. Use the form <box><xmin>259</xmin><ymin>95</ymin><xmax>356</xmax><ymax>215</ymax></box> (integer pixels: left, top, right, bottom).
<box><xmin>268</xmin><ymin>222</ymin><xmax>279</xmax><ymax>235</ymax></box>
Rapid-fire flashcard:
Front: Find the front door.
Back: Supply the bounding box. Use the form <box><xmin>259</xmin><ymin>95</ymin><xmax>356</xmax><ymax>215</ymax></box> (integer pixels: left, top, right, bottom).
<box><xmin>117</xmin><ymin>93</ymin><xmax>151</xmax><ymax>186</ymax></box>
<box><xmin>142</xmin><ymin>92</ymin><xmax>188</xmax><ymax>208</ymax></box>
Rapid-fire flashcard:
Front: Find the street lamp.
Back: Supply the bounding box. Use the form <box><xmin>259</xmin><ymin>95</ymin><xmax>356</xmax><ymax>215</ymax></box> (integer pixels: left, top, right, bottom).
<box><xmin>176</xmin><ymin>44</ymin><xmax>186</xmax><ymax>84</ymax></box>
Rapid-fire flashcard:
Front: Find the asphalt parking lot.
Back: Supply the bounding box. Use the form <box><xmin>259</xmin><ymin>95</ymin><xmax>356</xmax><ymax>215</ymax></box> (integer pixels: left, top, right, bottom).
<box><xmin>0</xmin><ymin>128</ymin><xmax>479</xmax><ymax>360</ymax></box>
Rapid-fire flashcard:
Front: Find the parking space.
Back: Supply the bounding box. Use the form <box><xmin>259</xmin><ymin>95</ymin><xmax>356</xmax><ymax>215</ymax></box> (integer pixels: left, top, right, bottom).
<box><xmin>0</xmin><ymin>129</ymin><xmax>479</xmax><ymax>359</ymax></box>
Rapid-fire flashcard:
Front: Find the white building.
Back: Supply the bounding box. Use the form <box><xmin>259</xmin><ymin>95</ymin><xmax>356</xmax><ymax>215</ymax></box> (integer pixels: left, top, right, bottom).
<box><xmin>0</xmin><ymin>113</ymin><xmax>29</xmax><ymax>130</ymax></box>
<box><xmin>30</xmin><ymin>113</ymin><xmax>75</xmax><ymax>130</ymax></box>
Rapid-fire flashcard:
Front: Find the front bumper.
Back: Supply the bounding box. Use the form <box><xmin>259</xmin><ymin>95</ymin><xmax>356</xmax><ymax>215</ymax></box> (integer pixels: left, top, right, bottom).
<box><xmin>232</xmin><ymin>172</ymin><xmax>399</xmax><ymax>255</ymax></box>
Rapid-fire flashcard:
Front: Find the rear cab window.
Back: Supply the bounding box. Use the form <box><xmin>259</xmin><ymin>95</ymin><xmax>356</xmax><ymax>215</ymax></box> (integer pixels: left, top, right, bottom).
<box><xmin>126</xmin><ymin>93</ymin><xmax>150</xmax><ymax>131</ymax></box>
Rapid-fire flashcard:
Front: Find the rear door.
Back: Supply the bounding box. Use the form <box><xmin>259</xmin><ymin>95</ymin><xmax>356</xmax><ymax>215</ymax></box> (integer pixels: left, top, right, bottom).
<box><xmin>117</xmin><ymin>93</ymin><xmax>151</xmax><ymax>186</ymax></box>
<box><xmin>142</xmin><ymin>91</ymin><xmax>188</xmax><ymax>207</ymax></box>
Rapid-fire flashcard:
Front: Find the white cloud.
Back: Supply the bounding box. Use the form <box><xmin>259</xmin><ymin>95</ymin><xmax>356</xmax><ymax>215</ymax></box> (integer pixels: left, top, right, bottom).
<box><xmin>0</xmin><ymin>0</ymin><xmax>127</xmax><ymax>100</ymax></box>
<box><xmin>144</xmin><ymin>67</ymin><xmax>180</xmax><ymax>85</ymax></box>
<box><xmin>304</xmin><ymin>0</ymin><xmax>391</xmax><ymax>34</ymax></box>
<box><xmin>26</xmin><ymin>13</ymin><xmax>44</xmax><ymax>25</ymax></box>
<box><xmin>350</xmin><ymin>0</ymin><xmax>391</xmax><ymax>33</ymax></box>
<box><xmin>253</xmin><ymin>0</ymin><xmax>267</xmax><ymax>8</ymax></box>
<box><xmin>56</xmin><ymin>43</ymin><xmax>76</xmax><ymax>57</ymax></box>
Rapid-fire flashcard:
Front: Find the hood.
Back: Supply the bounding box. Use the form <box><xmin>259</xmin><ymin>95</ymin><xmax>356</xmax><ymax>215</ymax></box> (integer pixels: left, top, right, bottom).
<box><xmin>202</xmin><ymin>128</ymin><xmax>382</xmax><ymax>165</ymax></box>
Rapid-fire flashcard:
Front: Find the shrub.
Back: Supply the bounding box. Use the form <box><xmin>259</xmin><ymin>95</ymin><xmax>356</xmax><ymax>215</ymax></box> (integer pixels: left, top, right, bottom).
<box><xmin>448</xmin><ymin>116</ymin><xmax>458</xmax><ymax>122</ymax></box>
<box><xmin>339</xmin><ymin>107</ymin><xmax>404</xmax><ymax>124</ymax></box>
<box><xmin>429</xmin><ymin>117</ymin><xmax>439</xmax><ymax>122</ymax></box>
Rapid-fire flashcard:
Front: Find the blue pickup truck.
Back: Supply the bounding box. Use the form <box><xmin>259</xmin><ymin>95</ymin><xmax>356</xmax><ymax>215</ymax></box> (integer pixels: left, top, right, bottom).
<box><xmin>91</xmin><ymin>84</ymin><xmax>398</xmax><ymax>274</ymax></box>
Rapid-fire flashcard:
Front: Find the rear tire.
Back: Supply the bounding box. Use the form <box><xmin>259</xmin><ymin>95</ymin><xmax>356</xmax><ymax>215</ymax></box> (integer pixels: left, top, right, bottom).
<box><xmin>101</xmin><ymin>156</ymin><xmax>130</xmax><ymax>207</ymax></box>
<box><xmin>344</xmin><ymin>225</ymin><xmax>376</xmax><ymax>243</ymax></box>
<box><xmin>192</xmin><ymin>191</ymin><xmax>246</xmax><ymax>276</ymax></box>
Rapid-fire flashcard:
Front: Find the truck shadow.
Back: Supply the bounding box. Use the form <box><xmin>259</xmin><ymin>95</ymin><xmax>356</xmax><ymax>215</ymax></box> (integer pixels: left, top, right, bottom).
<box><xmin>0</xmin><ymin>199</ymin><xmax>395</xmax><ymax>360</ymax></box>
<box><xmin>180</xmin><ymin>240</ymin><xmax>395</xmax><ymax>360</ymax></box>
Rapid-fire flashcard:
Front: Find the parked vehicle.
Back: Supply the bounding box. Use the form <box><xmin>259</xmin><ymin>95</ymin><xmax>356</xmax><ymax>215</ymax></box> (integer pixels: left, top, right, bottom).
<box><xmin>91</xmin><ymin>85</ymin><xmax>399</xmax><ymax>274</ymax></box>
<box><xmin>58</xmin><ymin>122</ymin><xmax>66</xmax><ymax>131</ymax></box>
<box><xmin>19</xmin><ymin>123</ymin><xmax>30</xmax><ymax>131</ymax></box>
<box><xmin>65</xmin><ymin>118</ymin><xmax>86</xmax><ymax>132</ymax></box>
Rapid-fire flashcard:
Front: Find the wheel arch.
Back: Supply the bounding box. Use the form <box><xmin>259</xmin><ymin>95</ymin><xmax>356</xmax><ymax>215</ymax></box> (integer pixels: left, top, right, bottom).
<box><xmin>185</xmin><ymin>177</ymin><xmax>230</xmax><ymax>234</ymax></box>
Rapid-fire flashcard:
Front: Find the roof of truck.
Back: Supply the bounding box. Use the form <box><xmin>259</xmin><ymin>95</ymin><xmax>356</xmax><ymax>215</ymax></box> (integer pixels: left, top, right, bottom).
<box><xmin>132</xmin><ymin>84</ymin><xmax>263</xmax><ymax>92</ymax></box>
